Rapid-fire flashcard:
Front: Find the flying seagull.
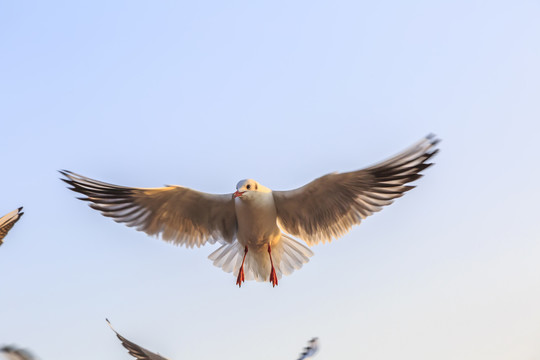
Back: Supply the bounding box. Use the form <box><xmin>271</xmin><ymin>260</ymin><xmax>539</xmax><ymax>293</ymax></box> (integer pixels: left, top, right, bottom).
<box><xmin>107</xmin><ymin>319</ymin><xmax>318</xmax><ymax>360</ymax></box>
<box><xmin>0</xmin><ymin>346</ymin><xmax>35</xmax><ymax>360</ymax></box>
<box><xmin>107</xmin><ymin>319</ymin><xmax>169</xmax><ymax>360</ymax></box>
<box><xmin>297</xmin><ymin>338</ymin><xmax>319</xmax><ymax>360</ymax></box>
<box><xmin>61</xmin><ymin>135</ymin><xmax>439</xmax><ymax>287</ymax></box>
<box><xmin>0</xmin><ymin>207</ymin><xmax>24</xmax><ymax>246</ymax></box>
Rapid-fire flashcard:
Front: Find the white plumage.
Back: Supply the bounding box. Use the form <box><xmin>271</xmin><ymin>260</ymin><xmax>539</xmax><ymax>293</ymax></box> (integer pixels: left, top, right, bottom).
<box><xmin>61</xmin><ymin>135</ymin><xmax>439</xmax><ymax>286</ymax></box>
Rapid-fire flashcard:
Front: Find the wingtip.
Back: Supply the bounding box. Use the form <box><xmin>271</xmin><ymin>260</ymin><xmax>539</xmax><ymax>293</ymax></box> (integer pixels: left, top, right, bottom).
<box><xmin>59</xmin><ymin>170</ymin><xmax>71</xmax><ymax>181</ymax></box>
<box><xmin>59</xmin><ymin>169</ymin><xmax>80</xmax><ymax>180</ymax></box>
<box><xmin>427</xmin><ymin>148</ymin><xmax>440</xmax><ymax>159</ymax></box>
<box><xmin>60</xmin><ymin>179</ymin><xmax>72</xmax><ymax>186</ymax></box>
<box><xmin>106</xmin><ymin>318</ymin><xmax>116</xmax><ymax>332</ymax></box>
<box><xmin>425</xmin><ymin>133</ymin><xmax>441</xmax><ymax>146</ymax></box>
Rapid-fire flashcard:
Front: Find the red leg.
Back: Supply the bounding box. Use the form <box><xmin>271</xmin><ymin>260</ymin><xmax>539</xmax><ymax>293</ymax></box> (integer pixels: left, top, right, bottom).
<box><xmin>267</xmin><ymin>244</ymin><xmax>278</xmax><ymax>287</ymax></box>
<box><xmin>236</xmin><ymin>246</ymin><xmax>248</xmax><ymax>287</ymax></box>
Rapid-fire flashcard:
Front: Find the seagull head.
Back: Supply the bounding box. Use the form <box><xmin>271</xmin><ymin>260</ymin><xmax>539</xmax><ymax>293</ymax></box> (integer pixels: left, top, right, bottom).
<box><xmin>234</xmin><ymin>179</ymin><xmax>270</xmax><ymax>199</ymax></box>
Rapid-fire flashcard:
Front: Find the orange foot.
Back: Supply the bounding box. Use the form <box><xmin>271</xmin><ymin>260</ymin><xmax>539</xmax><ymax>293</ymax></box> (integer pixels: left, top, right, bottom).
<box><xmin>267</xmin><ymin>244</ymin><xmax>278</xmax><ymax>287</ymax></box>
<box><xmin>269</xmin><ymin>266</ymin><xmax>278</xmax><ymax>287</ymax></box>
<box><xmin>236</xmin><ymin>246</ymin><xmax>248</xmax><ymax>288</ymax></box>
<box><xmin>236</xmin><ymin>264</ymin><xmax>245</xmax><ymax>287</ymax></box>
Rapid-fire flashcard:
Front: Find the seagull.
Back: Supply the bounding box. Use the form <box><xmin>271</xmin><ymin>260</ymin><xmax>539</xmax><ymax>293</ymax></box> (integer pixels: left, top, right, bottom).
<box><xmin>297</xmin><ymin>338</ymin><xmax>319</xmax><ymax>360</ymax></box>
<box><xmin>61</xmin><ymin>135</ymin><xmax>439</xmax><ymax>287</ymax></box>
<box><xmin>0</xmin><ymin>346</ymin><xmax>35</xmax><ymax>360</ymax></box>
<box><xmin>107</xmin><ymin>319</ymin><xmax>319</xmax><ymax>360</ymax></box>
<box><xmin>107</xmin><ymin>319</ymin><xmax>169</xmax><ymax>360</ymax></box>
<box><xmin>0</xmin><ymin>207</ymin><xmax>24</xmax><ymax>246</ymax></box>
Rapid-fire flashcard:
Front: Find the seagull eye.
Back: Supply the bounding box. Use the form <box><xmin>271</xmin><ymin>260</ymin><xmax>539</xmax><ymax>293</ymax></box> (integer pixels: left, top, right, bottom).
<box><xmin>246</xmin><ymin>185</ymin><xmax>251</xmax><ymax>190</ymax></box>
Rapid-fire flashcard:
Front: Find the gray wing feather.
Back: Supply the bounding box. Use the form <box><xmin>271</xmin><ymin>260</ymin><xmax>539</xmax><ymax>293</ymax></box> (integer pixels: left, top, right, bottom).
<box><xmin>297</xmin><ymin>338</ymin><xmax>319</xmax><ymax>360</ymax></box>
<box><xmin>273</xmin><ymin>135</ymin><xmax>439</xmax><ymax>245</ymax></box>
<box><xmin>0</xmin><ymin>207</ymin><xmax>24</xmax><ymax>246</ymax></box>
<box><xmin>107</xmin><ymin>319</ymin><xmax>170</xmax><ymax>360</ymax></box>
<box><xmin>60</xmin><ymin>171</ymin><xmax>237</xmax><ymax>248</ymax></box>
<box><xmin>0</xmin><ymin>346</ymin><xmax>35</xmax><ymax>360</ymax></box>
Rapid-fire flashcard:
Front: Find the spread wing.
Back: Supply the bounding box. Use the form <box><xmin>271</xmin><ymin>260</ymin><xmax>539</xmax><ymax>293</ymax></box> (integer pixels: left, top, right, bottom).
<box><xmin>0</xmin><ymin>346</ymin><xmax>35</xmax><ymax>360</ymax></box>
<box><xmin>0</xmin><ymin>207</ymin><xmax>24</xmax><ymax>246</ymax></box>
<box><xmin>107</xmin><ymin>319</ymin><xmax>170</xmax><ymax>360</ymax></box>
<box><xmin>60</xmin><ymin>171</ymin><xmax>237</xmax><ymax>248</ymax></box>
<box><xmin>273</xmin><ymin>135</ymin><xmax>439</xmax><ymax>245</ymax></box>
<box><xmin>297</xmin><ymin>338</ymin><xmax>319</xmax><ymax>360</ymax></box>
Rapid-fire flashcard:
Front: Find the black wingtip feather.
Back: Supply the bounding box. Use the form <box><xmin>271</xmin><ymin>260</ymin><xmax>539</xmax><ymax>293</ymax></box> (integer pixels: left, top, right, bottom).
<box><xmin>60</xmin><ymin>178</ymin><xmax>73</xmax><ymax>185</ymax></box>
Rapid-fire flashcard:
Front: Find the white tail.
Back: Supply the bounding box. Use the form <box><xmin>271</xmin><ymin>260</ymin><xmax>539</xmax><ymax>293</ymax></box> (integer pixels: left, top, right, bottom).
<box><xmin>208</xmin><ymin>235</ymin><xmax>313</xmax><ymax>282</ymax></box>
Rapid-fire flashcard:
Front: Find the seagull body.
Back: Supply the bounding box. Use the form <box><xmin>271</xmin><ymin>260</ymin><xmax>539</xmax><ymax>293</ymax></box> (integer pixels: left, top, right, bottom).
<box><xmin>0</xmin><ymin>208</ymin><xmax>24</xmax><ymax>246</ymax></box>
<box><xmin>61</xmin><ymin>135</ymin><xmax>439</xmax><ymax>286</ymax></box>
<box><xmin>232</xmin><ymin>182</ymin><xmax>283</xmax><ymax>285</ymax></box>
<box><xmin>234</xmin><ymin>182</ymin><xmax>279</xmax><ymax>249</ymax></box>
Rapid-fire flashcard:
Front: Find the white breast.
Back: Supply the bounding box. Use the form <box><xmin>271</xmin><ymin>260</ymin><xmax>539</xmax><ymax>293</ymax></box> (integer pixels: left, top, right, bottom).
<box><xmin>234</xmin><ymin>191</ymin><xmax>281</xmax><ymax>248</ymax></box>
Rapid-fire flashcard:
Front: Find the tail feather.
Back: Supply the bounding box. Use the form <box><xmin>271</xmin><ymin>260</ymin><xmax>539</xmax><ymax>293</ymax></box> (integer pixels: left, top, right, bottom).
<box><xmin>222</xmin><ymin>246</ymin><xmax>240</xmax><ymax>273</ymax></box>
<box><xmin>280</xmin><ymin>253</ymin><xmax>295</xmax><ymax>275</ymax></box>
<box><xmin>208</xmin><ymin>235</ymin><xmax>314</xmax><ymax>282</ymax></box>
<box><xmin>212</xmin><ymin>241</ymin><xmax>242</xmax><ymax>273</ymax></box>
<box><xmin>284</xmin><ymin>235</ymin><xmax>312</xmax><ymax>264</ymax></box>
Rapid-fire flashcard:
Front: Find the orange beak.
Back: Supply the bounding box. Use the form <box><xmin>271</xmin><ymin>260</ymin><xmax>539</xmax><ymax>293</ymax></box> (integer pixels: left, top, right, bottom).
<box><xmin>233</xmin><ymin>190</ymin><xmax>245</xmax><ymax>198</ymax></box>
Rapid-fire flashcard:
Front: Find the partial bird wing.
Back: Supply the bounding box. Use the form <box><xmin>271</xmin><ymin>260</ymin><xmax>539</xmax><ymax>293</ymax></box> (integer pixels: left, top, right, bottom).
<box><xmin>273</xmin><ymin>135</ymin><xmax>439</xmax><ymax>245</ymax></box>
<box><xmin>60</xmin><ymin>171</ymin><xmax>237</xmax><ymax>248</ymax></box>
<box><xmin>0</xmin><ymin>207</ymin><xmax>24</xmax><ymax>246</ymax></box>
<box><xmin>107</xmin><ymin>319</ymin><xmax>170</xmax><ymax>360</ymax></box>
<box><xmin>297</xmin><ymin>338</ymin><xmax>319</xmax><ymax>360</ymax></box>
<box><xmin>0</xmin><ymin>346</ymin><xmax>35</xmax><ymax>360</ymax></box>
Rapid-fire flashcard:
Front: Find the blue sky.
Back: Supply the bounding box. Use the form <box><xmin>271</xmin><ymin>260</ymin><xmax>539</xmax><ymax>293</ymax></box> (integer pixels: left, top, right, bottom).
<box><xmin>1</xmin><ymin>1</ymin><xmax>539</xmax><ymax>359</ymax></box>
